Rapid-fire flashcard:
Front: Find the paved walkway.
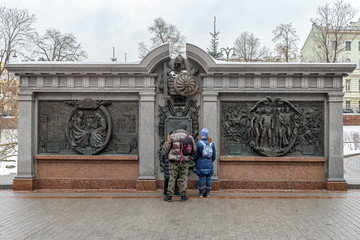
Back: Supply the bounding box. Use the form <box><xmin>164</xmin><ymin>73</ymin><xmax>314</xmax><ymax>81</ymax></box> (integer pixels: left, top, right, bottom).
<box><xmin>0</xmin><ymin>189</ymin><xmax>360</xmax><ymax>239</ymax></box>
<box><xmin>344</xmin><ymin>155</ymin><xmax>360</xmax><ymax>186</ymax></box>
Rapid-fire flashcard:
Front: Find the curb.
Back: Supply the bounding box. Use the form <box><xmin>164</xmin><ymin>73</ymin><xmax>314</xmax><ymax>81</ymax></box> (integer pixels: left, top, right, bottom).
<box><xmin>344</xmin><ymin>153</ymin><xmax>360</xmax><ymax>158</ymax></box>
<box><xmin>348</xmin><ymin>183</ymin><xmax>360</xmax><ymax>189</ymax></box>
<box><xmin>0</xmin><ymin>184</ymin><xmax>12</xmax><ymax>189</ymax></box>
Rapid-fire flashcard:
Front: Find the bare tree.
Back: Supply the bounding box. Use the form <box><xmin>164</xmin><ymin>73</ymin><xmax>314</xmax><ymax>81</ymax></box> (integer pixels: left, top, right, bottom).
<box><xmin>272</xmin><ymin>23</ymin><xmax>300</xmax><ymax>62</ymax></box>
<box><xmin>310</xmin><ymin>0</ymin><xmax>358</xmax><ymax>63</ymax></box>
<box><xmin>233</xmin><ymin>31</ymin><xmax>268</xmax><ymax>62</ymax></box>
<box><xmin>32</xmin><ymin>28</ymin><xmax>87</xmax><ymax>61</ymax></box>
<box><xmin>138</xmin><ymin>18</ymin><xmax>186</xmax><ymax>58</ymax></box>
<box><xmin>0</xmin><ymin>7</ymin><xmax>36</xmax><ymax>75</ymax></box>
<box><xmin>0</xmin><ymin>7</ymin><xmax>32</xmax><ymax>165</ymax></box>
<box><xmin>138</xmin><ymin>41</ymin><xmax>150</xmax><ymax>59</ymax></box>
<box><xmin>0</xmin><ymin>72</ymin><xmax>18</xmax><ymax>162</ymax></box>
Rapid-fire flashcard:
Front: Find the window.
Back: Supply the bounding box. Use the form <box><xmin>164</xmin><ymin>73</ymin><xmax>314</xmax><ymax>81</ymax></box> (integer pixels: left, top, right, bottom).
<box><xmin>346</xmin><ymin>58</ymin><xmax>351</xmax><ymax>63</ymax></box>
<box><xmin>332</xmin><ymin>41</ymin><xmax>336</xmax><ymax>50</ymax></box>
<box><xmin>345</xmin><ymin>79</ymin><xmax>351</xmax><ymax>91</ymax></box>
<box><xmin>346</xmin><ymin>101</ymin><xmax>351</xmax><ymax>109</ymax></box>
<box><xmin>359</xmin><ymin>80</ymin><xmax>360</xmax><ymax>91</ymax></box>
<box><xmin>359</xmin><ymin>101</ymin><xmax>360</xmax><ymax>113</ymax></box>
<box><xmin>359</xmin><ymin>41</ymin><xmax>360</xmax><ymax>51</ymax></box>
<box><xmin>346</xmin><ymin>41</ymin><xmax>351</xmax><ymax>51</ymax></box>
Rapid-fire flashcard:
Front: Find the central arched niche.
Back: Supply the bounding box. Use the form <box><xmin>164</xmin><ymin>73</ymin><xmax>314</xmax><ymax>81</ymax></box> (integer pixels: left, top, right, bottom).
<box><xmin>151</xmin><ymin>44</ymin><xmax>207</xmax><ymax>172</ymax></box>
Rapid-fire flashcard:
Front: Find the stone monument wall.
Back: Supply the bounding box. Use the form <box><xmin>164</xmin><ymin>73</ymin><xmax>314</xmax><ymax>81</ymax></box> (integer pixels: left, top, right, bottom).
<box><xmin>6</xmin><ymin>44</ymin><xmax>356</xmax><ymax>191</ymax></box>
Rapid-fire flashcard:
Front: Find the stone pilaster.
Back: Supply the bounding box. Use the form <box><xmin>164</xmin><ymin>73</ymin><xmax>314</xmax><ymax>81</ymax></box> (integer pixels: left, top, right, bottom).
<box><xmin>202</xmin><ymin>91</ymin><xmax>219</xmax><ymax>180</ymax></box>
<box><xmin>13</xmin><ymin>92</ymin><xmax>36</xmax><ymax>190</ymax></box>
<box><xmin>326</xmin><ymin>92</ymin><xmax>347</xmax><ymax>190</ymax></box>
<box><xmin>137</xmin><ymin>91</ymin><xmax>157</xmax><ymax>190</ymax></box>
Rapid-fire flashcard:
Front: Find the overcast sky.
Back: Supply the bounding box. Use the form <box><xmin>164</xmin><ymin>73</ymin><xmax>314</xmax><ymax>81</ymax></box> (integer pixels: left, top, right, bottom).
<box><xmin>2</xmin><ymin>0</ymin><xmax>360</xmax><ymax>62</ymax></box>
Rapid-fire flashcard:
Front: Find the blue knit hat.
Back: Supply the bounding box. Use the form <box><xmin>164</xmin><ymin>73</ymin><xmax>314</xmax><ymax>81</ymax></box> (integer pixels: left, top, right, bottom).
<box><xmin>201</xmin><ymin>128</ymin><xmax>208</xmax><ymax>137</ymax></box>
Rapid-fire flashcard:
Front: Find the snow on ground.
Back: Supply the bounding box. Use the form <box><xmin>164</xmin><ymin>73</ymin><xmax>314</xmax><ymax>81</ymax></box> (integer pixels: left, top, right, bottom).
<box><xmin>343</xmin><ymin>126</ymin><xmax>360</xmax><ymax>156</ymax></box>
<box><xmin>0</xmin><ymin>129</ymin><xmax>17</xmax><ymax>176</ymax></box>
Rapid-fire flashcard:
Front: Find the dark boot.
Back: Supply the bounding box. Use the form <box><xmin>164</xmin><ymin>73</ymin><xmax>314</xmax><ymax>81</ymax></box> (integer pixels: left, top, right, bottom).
<box><xmin>164</xmin><ymin>195</ymin><xmax>172</xmax><ymax>202</ymax></box>
<box><xmin>204</xmin><ymin>187</ymin><xmax>211</xmax><ymax>198</ymax></box>
<box><xmin>198</xmin><ymin>187</ymin><xmax>204</xmax><ymax>197</ymax></box>
<box><xmin>180</xmin><ymin>194</ymin><xmax>188</xmax><ymax>202</ymax></box>
<box><xmin>163</xmin><ymin>178</ymin><xmax>169</xmax><ymax>196</ymax></box>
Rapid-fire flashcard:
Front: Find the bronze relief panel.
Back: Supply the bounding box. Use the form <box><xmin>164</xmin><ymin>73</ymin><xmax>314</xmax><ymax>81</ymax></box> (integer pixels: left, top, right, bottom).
<box><xmin>221</xmin><ymin>97</ymin><xmax>324</xmax><ymax>157</ymax></box>
<box><xmin>38</xmin><ymin>99</ymin><xmax>138</xmax><ymax>155</ymax></box>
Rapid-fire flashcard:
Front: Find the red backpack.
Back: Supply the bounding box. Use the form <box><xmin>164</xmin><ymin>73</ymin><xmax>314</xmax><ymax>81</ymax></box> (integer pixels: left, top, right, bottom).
<box><xmin>180</xmin><ymin>135</ymin><xmax>193</xmax><ymax>163</ymax></box>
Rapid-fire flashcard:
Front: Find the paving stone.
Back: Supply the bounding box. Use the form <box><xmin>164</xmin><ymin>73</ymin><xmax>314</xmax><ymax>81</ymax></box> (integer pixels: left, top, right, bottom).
<box><xmin>1</xmin><ymin>190</ymin><xmax>360</xmax><ymax>239</ymax></box>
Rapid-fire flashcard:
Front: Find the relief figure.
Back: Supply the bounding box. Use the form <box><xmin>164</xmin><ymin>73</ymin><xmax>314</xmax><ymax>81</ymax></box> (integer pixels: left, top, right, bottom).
<box><xmin>90</xmin><ymin>113</ymin><xmax>107</xmax><ymax>148</ymax></box>
<box><xmin>70</xmin><ymin>111</ymin><xmax>89</xmax><ymax>148</ymax></box>
<box><xmin>260</xmin><ymin>108</ymin><xmax>273</xmax><ymax>149</ymax></box>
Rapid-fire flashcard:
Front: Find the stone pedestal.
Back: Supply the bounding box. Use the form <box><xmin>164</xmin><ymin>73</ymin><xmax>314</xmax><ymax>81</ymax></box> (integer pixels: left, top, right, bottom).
<box><xmin>136</xmin><ymin>180</ymin><xmax>157</xmax><ymax>191</ymax></box>
<box><xmin>326</xmin><ymin>182</ymin><xmax>348</xmax><ymax>191</ymax></box>
<box><xmin>220</xmin><ymin>156</ymin><xmax>326</xmax><ymax>190</ymax></box>
<box><xmin>13</xmin><ymin>178</ymin><xmax>36</xmax><ymax>191</ymax></box>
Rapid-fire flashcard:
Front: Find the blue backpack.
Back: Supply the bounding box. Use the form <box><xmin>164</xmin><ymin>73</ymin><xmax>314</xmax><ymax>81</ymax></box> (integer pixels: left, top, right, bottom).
<box><xmin>199</xmin><ymin>141</ymin><xmax>213</xmax><ymax>158</ymax></box>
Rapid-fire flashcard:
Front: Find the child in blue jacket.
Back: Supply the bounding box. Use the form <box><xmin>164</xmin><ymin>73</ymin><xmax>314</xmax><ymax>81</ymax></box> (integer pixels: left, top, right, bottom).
<box><xmin>193</xmin><ymin>128</ymin><xmax>216</xmax><ymax>197</ymax></box>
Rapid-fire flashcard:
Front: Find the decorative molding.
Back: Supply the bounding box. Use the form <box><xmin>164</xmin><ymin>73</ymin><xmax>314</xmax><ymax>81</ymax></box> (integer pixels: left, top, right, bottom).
<box><xmin>223</xmin><ymin>76</ymin><xmax>230</xmax><ymax>89</ymax></box>
<box><xmin>82</xmin><ymin>76</ymin><xmax>89</xmax><ymax>88</ymax></box>
<box><xmin>238</xmin><ymin>76</ymin><xmax>245</xmax><ymax>89</ymax></box>
<box><xmin>333</xmin><ymin>77</ymin><xmax>341</xmax><ymax>88</ymax></box>
<box><xmin>98</xmin><ymin>76</ymin><xmax>105</xmax><ymax>88</ymax></box>
<box><xmin>254</xmin><ymin>76</ymin><xmax>261</xmax><ymax>88</ymax></box>
<box><xmin>67</xmin><ymin>76</ymin><xmax>74</xmax><ymax>88</ymax></box>
<box><xmin>52</xmin><ymin>76</ymin><xmax>58</xmax><ymax>88</ymax></box>
<box><xmin>285</xmin><ymin>77</ymin><xmax>292</xmax><ymax>88</ymax></box>
<box><xmin>301</xmin><ymin>76</ymin><xmax>309</xmax><ymax>88</ymax></box>
<box><xmin>317</xmin><ymin>77</ymin><xmax>324</xmax><ymax>88</ymax></box>
<box><xmin>37</xmin><ymin>76</ymin><xmax>44</xmax><ymax>88</ymax></box>
<box><xmin>270</xmin><ymin>76</ymin><xmax>277</xmax><ymax>89</ymax></box>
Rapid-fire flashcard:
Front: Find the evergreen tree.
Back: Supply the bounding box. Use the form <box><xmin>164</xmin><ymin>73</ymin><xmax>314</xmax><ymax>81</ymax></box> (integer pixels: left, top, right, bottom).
<box><xmin>207</xmin><ymin>17</ymin><xmax>223</xmax><ymax>59</ymax></box>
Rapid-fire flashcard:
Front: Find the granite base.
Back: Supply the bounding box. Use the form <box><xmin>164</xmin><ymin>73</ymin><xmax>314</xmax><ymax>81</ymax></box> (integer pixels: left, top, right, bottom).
<box><xmin>220</xmin><ymin>180</ymin><xmax>326</xmax><ymax>190</ymax></box>
<box><xmin>136</xmin><ymin>180</ymin><xmax>157</xmax><ymax>191</ymax></box>
<box><xmin>36</xmin><ymin>178</ymin><xmax>137</xmax><ymax>190</ymax></box>
<box><xmin>13</xmin><ymin>178</ymin><xmax>36</xmax><ymax>191</ymax></box>
<box><xmin>326</xmin><ymin>181</ymin><xmax>348</xmax><ymax>191</ymax></box>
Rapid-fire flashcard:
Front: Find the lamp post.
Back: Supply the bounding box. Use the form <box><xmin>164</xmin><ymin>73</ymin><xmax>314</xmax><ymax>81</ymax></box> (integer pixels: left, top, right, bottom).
<box><xmin>12</xmin><ymin>50</ymin><xmax>17</xmax><ymax>60</ymax></box>
<box><xmin>0</xmin><ymin>49</ymin><xmax>18</xmax><ymax>63</ymax></box>
<box><xmin>220</xmin><ymin>47</ymin><xmax>235</xmax><ymax>61</ymax></box>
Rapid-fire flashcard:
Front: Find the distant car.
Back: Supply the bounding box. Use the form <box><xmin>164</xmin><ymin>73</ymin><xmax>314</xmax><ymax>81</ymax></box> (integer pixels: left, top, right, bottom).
<box><xmin>343</xmin><ymin>108</ymin><xmax>354</xmax><ymax>113</ymax></box>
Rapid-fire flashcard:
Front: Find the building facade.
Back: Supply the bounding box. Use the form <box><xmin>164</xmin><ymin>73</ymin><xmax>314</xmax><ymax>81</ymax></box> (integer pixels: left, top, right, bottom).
<box><xmin>301</xmin><ymin>22</ymin><xmax>360</xmax><ymax>113</ymax></box>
